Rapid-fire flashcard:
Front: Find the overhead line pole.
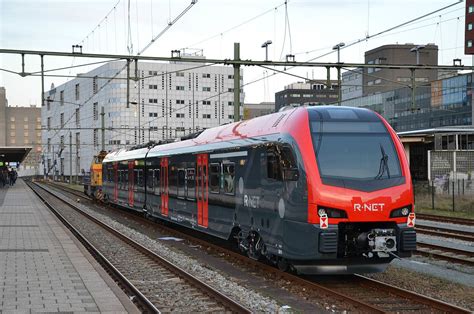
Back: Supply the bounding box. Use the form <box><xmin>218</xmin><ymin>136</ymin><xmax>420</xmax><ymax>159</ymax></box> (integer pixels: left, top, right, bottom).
<box><xmin>233</xmin><ymin>43</ymin><xmax>240</xmax><ymax>122</ymax></box>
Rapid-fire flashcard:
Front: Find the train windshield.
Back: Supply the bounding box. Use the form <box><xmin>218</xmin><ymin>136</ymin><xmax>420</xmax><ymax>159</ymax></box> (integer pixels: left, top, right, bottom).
<box><xmin>311</xmin><ymin>120</ymin><xmax>403</xmax><ymax>191</ymax></box>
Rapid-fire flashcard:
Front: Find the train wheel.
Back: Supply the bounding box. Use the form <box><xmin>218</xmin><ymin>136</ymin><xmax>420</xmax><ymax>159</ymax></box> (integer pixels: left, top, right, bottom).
<box><xmin>247</xmin><ymin>232</ymin><xmax>263</xmax><ymax>261</ymax></box>
<box><xmin>277</xmin><ymin>258</ymin><xmax>289</xmax><ymax>272</ymax></box>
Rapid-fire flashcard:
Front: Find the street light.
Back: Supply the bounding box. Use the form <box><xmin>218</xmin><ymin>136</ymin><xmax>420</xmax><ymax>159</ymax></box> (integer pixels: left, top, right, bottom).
<box><xmin>261</xmin><ymin>40</ymin><xmax>272</xmax><ymax>61</ymax></box>
<box><xmin>410</xmin><ymin>45</ymin><xmax>425</xmax><ymax>65</ymax></box>
<box><xmin>332</xmin><ymin>42</ymin><xmax>345</xmax><ymax>106</ymax></box>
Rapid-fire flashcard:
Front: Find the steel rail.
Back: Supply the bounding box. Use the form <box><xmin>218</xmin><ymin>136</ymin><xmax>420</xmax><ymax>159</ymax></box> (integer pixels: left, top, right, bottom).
<box><xmin>31</xmin><ymin>182</ymin><xmax>250</xmax><ymax>313</ymax></box>
<box><xmin>416</xmin><ymin>225</ymin><xmax>474</xmax><ymax>242</ymax></box>
<box><xmin>354</xmin><ymin>275</ymin><xmax>471</xmax><ymax>313</ymax></box>
<box><xmin>27</xmin><ymin>181</ymin><xmax>158</xmax><ymax>313</ymax></box>
<box><xmin>417</xmin><ymin>214</ymin><xmax>474</xmax><ymax>226</ymax></box>
<box><xmin>47</xmin><ymin>182</ymin><xmax>471</xmax><ymax>313</ymax></box>
<box><xmin>416</xmin><ymin>242</ymin><xmax>474</xmax><ymax>266</ymax></box>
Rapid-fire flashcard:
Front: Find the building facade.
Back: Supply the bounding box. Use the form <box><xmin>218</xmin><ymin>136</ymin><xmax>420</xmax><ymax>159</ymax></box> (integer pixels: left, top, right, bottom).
<box><xmin>0</xmin><ymin>87</ymin><xmax>42</xmax><ymax>173</ymax></box>
<box><xmin>42</xmin><ymin>59</ymin><xmax>244</xmax><ymax>179</ymax></box>
<box><xmin>341</xmin><ymin>68</ymin><xmax>363</xmax><ymax>101</ymax></box>
<box><xmin>363</xmin><ymin>44</ymin><xmax>438</xmax><ymax>96</ymax></box>
<box><xmin>243</xmin><ymin>102</ymin><xmax>274</xmax><ymax>119</ymax></box>
<box><xmin>274</xmin><ymin>80</ymin><xmax>339</xmax><ymax>111</ymax></box>
<box><xmin>341</xmin><ymin>73</ymin><xmax>474</xmax><ymax>180</ymax></box>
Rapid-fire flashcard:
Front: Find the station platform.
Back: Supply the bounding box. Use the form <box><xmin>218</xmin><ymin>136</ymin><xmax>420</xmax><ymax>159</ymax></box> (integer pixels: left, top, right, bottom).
<box><xmin>0</xmin><ymin>180</ymin><xmax>137</xmax><ymax>313</ymax></box>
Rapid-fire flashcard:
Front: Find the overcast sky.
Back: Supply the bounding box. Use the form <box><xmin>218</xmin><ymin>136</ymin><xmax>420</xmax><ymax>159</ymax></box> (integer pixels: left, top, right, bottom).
<box><xmin>0</xmin><ymin>0</ymin><xmax>468</xmax><ymax>106</ymax></box>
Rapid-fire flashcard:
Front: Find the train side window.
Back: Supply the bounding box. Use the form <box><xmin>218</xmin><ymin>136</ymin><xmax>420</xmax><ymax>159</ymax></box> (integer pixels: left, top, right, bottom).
<box><xmin>280</xmin><ymin>146</ymin><xmax>299</xmax><ymax>181</ymax></box>
<box><xmin>138</xmin><ymin>169</ymin><xmax>144</xmax><ymax>187</ymax></box>
<box><xmin>147</xmin><ymin>169</ymin><xmax>154</xmax><ymax>189</ymax></box>
<box><xmin>186</xmin><ymin>168</ymin><xmax>195</xmax><ymax>199</ymax></box>
<box><xmin>177</xmin><ymin>169</ymin><xmax>186</xmax><ymax>198</ymax></box>
<box><xmin>267</xmin><ymin>147</ymin><xmax>282</xmax><ymax>180</ymax></box>
<box><xmin>209</xmin><ymin>163</ymin><xmax>220</xmax><ymax>193</ymax></box>
<box><xmin>169</xmin><ymin>166</ymin><xmax>177</xmax><ymax>196</ymax></box>
<box><xmin>154</xmin><ymin>169</ymin><xmax>160</xmax><ymax>194</ymax></box>
<box><xmin>223</xmin><ymin>163</ymin><xmax>235</xmax><ymax>195</ymax></box>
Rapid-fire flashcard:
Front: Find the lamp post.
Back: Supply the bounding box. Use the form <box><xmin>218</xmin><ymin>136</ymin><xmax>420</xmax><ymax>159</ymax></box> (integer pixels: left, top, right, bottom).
<box><xmin>261</xmin><ymin>40</ymin><xmax>272</xmax><ymax>61</ymax></box>
<box><xmin>332</xmin><ymin>42</ymin><xmax>345</xmax><ymax>105</ymax></box>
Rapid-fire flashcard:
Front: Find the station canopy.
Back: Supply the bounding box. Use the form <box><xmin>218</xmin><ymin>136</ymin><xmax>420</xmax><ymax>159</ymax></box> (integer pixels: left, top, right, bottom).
<box><xmin>0</xmin><ymin>147</ymin><xmax>32</xmax><ymax>165</ymax></box>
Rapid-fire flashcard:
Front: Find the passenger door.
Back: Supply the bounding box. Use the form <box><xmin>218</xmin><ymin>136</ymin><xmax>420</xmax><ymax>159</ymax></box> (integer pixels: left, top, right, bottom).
<box><xmin>160</xmin><ymin>157</ymin><xmax>169</xmax><ymax>216</ymax></box>
<box><xmin>196</xmin><ymin>154</ymin><xmax>209</xmax><ymax>227</ymax></box>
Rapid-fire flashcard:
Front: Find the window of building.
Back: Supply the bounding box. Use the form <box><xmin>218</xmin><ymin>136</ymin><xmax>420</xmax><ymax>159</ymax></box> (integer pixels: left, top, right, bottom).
<box><xmin>93</xmin><ymin>76</ymin><xmax>98</xmax><ymax>94</ymax></box>
<box><xmin>24</xmin><ymin>124</ymin><xmax>29</xmax><ymax>130</ymax></box>
<box><xmin>149</xmin><ymin>98</ymin><xmax>158</xmax><ymax>103</ymax></box>
<box><xmin>36</xmin><ymin>117</ymin><xmax>41</xmax><ymax>123</ymax></box>
<box><xmin>47</xmin><ymin>117</ymin><xmax>51</xmax><ymax>130</ymax></box>
<box><xmin>469</xmin><ymin>5</ymin><xmax>474</xmax><ymax>13</ymax></box>
<box><xmin>93</xmin><ymin>129</ymin><xmax>98</xmax><ymax>147</ymax></box>
<box><xmin>176</xmin><ymin>99</ymin><xmax>185</xmax><ymax>104</ymax></box>
<box><xmin>10</xmin><ymin>138</ymin><xmax>15</xmax><ymax>144</ymax></box>
<box><xmin>149</xmin><ymin>112</ymin><xmax>158</xmax><ymax>117</ymax></box>
<box><xmin>468</xmin><ymin>40</ymin><xmax>473</xmax><ymax>48</ymax></box>
<box><xmin>24</xmin><ymin>132</ymin><xmax>29</xmax><ymax>138</ymax></box>
<box><xmin>228</xmin><ymin>75</ymin><xmax>234</xmax><ymax>79</ymax></box>
<box><xmin>10</xmin><ymin>124</ymin><xmax>15</xmax><ymax>130</ymax></box>
<box><xmin>75</xmin><ymin>108</ymin><xmax>80</xmax><ymax>126</ymax></box>
<box><xmin>468</xmin><ymin>23</ymin><xmax>473</xmax><ymax>31</ymax></box>
<box><xmin>228</xmin><ymin>88</ymin><xmax>234</xmax><ymax>92</ymax></box>
<box><xmin>60</xmin><ymin>90</ymin><xmax>64</xmax><ymax>106</ymax></box>
<box><xmin>202</xmin><ymin>100</ymin><xmax>211</xmax><ymax>105</ymax></box>
<box><xmin>203</xmin><ymin>114</ymin><xmax>211</xmax><ymax>119</ymax></box>
<box><xmin>37</xmin><ymin>132</ymin><xmax>41</xmax><ymax>138</ymax></box>
<box><xmin>60</xmin><ymin>113</ymin><xmax>64</xmax><ymax>127</ymax></box>
<box><xmin>367</xmin><ymin>80</ymin><xmax>374</xmax><ymax>86</ymax></box>
<box><xmin>10</xmin><ymin>131</ymin><xmax>15</xmax><ymax>137</ymax></box>
<box><xmin>148</xmin><ymin>70</ymin><xmax>158</xmax><ymax>76</ymax></box>
<box><xmin>24</xmin><ymin>138</ymin><xmax>30</xmax><ymax>144</ymax></box>
<box><xmin>202</xmin><ymin>73</ymin><xmax>211</xmax><ymax>78</ymax></box>
<box><xmin>47</xmin><ymin>138</ymin><xmax>51</xmax><ymax>152</ymax></box>
<box><xmin>228</xmin><ymin>101</ymin><xmax>233</xmax><ymax>106</ymax></box>
<box><xmin>60</xmin><ymin>135</ymin><xmax>64</xmax><ymax>149</ymax></box>
<box><xmin>176</xmin><ymin>113</ymin><xmax>185</xmax><ymax>118</ymax></box>
<box><xmin>374</xmin><ymin>79</ymin><xmax>382</xmax><ymax>84</ymax></box>
<box><xmin>202</xmin><ymin>87</ymin><xmax>211</xmax><ymax>92</ymax></box>
<box><xmin>176</xmin><ymin>86</ymin><xmax>185</xmax><ymax>90</ymax></box>
<box><xmin>149</xmin><ymin>84</ymin><xmax>158</xmax><ymax>89</ymax></box>
<box><xmin>176</xmin><ymin>72</ymin><xmax>185</xmax><ymax>77</ymax></box>
<box><xmin>93</xmin><ymin>102</ymin><xmax>98</xmax><ymax>120</ymax></box>
<box><xmin>75</xmin><ymin>83</ymin><xmax>80</xmax><ymax>100</ymax></box>
<box><xmin>228</xmin><ymin>114</ymin><xmax>234</xmax><ymax>119</ymax></box>
<box><xmin>10</xmin><ymin>117</ymin><xmax>15</xmax><ymax>122</ymax></box>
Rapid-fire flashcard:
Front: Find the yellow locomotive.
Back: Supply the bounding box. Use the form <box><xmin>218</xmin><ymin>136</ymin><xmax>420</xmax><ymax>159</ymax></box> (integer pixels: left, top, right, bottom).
<box><xmin>84</xmin><ymin>150</ymin><xmax>107</xmax><ymax>200</ymax></box>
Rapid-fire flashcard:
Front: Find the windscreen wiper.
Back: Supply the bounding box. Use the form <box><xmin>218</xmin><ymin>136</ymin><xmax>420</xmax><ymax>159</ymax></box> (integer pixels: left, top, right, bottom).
<box><xmin>375</xmin><ymin>144</ymin><xmax>390</xmax><ymax>180</ymax></box>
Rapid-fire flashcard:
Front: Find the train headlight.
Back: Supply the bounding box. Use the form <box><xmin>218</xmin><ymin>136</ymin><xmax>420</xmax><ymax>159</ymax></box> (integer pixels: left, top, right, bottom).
<box><xmin>390</xmin><ymin>205</ymin><xmax>412</xmax><ymax>218</ymax></box>
<box><xmin>317</xmin><ymin>206</ymin><xmax>348</xmax><ymax>218</ymax></box>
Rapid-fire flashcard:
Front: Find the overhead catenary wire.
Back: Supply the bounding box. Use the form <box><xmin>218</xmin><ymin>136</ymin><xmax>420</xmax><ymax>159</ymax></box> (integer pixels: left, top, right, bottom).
<box><xmin>185</xmin><ymin>1</ymin><xmax>286</xmax><ymax>49</ymax></box>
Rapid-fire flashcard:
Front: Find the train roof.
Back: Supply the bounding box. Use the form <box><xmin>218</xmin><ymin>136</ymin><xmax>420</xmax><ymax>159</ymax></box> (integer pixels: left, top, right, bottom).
<box><xmin>103</xmin><ymin>106</ymin><xmax>376</xmax><ymax>162</ymax></box>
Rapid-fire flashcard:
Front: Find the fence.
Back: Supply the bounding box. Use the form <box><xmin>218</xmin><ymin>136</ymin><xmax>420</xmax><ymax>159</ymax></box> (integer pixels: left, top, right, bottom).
<box><xmin>414</xmin><ymin>180</ymin><xmax>474</xmax><ymax>212</ymax></box>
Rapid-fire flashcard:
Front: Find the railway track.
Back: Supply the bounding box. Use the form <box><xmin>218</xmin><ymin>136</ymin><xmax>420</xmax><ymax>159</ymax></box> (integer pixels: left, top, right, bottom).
<box><xmin>417</xmin><ymin>213</ymin><xmax>474</xmax><ymax>226</ymax></box>
<box><xmin>43</xmin><ymin>181</ymin><xmax>471</xmax><ymax>313</ymax></box>
<box><xmin>27</xmin><ymin>181</ymin><xmax>250</xmax><ymax>313</ymax></box>
<box><xmin>416</xmin><ymin>242</ymin><xmax>474</xmax><ymax>266</ymax></box>
<box><xmin>416</xmin><ymin>224</ymin><xmax>474</xmax><ymax>242</ymax></box>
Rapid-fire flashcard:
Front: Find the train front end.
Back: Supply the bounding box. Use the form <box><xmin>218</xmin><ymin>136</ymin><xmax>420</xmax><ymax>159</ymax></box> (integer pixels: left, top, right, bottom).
<box><xmin>294</xmin><ymin>106</ymin><xmax>416</xmax><ymax>274</ymax></box>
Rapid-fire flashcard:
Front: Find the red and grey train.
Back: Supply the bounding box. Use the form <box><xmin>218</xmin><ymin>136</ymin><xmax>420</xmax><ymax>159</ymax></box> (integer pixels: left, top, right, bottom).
<box><xmin>102</xmin><ymin>106</ymin><xmax>416</xmax><ymax>274</ymax></box>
